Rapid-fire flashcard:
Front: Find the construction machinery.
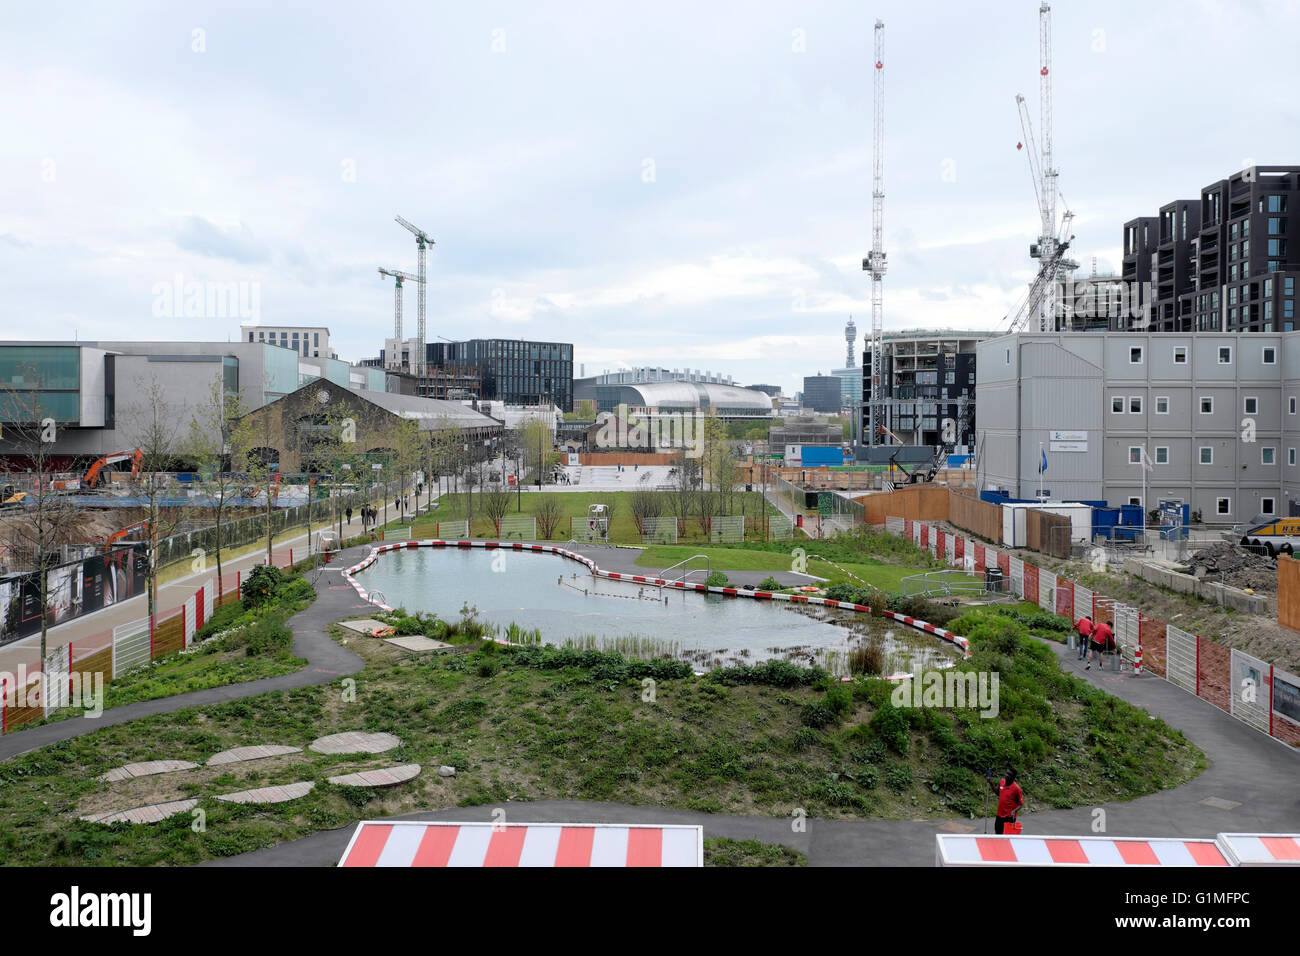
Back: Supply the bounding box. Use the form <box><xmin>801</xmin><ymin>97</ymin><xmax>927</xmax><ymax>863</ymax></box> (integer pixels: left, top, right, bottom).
<box><xmin>49</xmin><ymin>448</ymin><xmax>143</xmax><ymax>491</ymax></box>
<box><xmin>394</xmin><ymin>215</ymin><xmax>435</xmax><ymax>377</ymax></box>
<box><xmin>378</xmin><ymin>267</ymin><xmax>421</xmax><ymax>361</ymax></box>
<box><xmin>1006</xmin><ymin>2</ymin><xmax>1078</xmax><ymax>334</ymax></box>
<box><xmin>862</xmin><ymin>19</ymin><xmax>887</xmax><ymax>446</ymax></box>
<box><xmin>0</xmin><ymin>483</ymin><xmax>27</xmax><ymax>508</ymax></box>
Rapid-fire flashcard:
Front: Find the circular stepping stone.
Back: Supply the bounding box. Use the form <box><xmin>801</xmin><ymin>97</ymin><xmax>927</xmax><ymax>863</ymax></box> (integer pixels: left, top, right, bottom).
<box><xmin>99</xmin><ymin>760</ymin><xmax>199</xmax><ymax>782</ymax></box>
<box><xmin>327</xmin><ymin>764</ymin><xmax>421</xmax><ymax>788</ymax></box>
<box><xmin>81</xmin><ymin>799</ymin><xmax>198</xmax><ymax>824</ymax></box>
<box><xmin>214</xmin><ymin>781</ymin><xmax>315</xmax><ymax>805</ymax></box>
<box><xmin>308</xmin><ymin>731</ymin><xmax>401</xmax><ymax>755</ymax></box>
<box><xmin>206</xmin><ymin>745</ymin><xmax>303</xmax><ymax>767</ymax></box>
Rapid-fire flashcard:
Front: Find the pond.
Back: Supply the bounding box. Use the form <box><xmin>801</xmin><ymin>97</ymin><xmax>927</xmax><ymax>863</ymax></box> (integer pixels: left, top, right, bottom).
<box><xmin>353</xmin><ymin>547</ymin><xmax>961</xmax><ymax>675</ymax></box>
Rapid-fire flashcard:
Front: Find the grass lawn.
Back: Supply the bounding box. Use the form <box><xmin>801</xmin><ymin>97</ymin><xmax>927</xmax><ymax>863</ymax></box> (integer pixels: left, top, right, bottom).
<box><xmin>705</xmin><ymin>837</ymin><xmax>805</xmax><ymax>867</ymax></box>
<box><xmin>0</xmin><ymin>612</ymin><xmax>1205</xmax><ymax>866</ymax></box>
<box><xmin>633</xmin><ymin>545</ymin><xmax>950</xmax><ymax>594</ymax></box>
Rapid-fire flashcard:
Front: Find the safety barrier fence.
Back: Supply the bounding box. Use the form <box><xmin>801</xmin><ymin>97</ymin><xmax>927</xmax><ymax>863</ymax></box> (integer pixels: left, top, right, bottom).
<box><xmin>886</xmin><ymin>517</ymin><xmax>1300</xmax><ymax>750</ymax></box>
<box><xmin>0</xmin><ymin>543</ymin><xmax>311</xmax><ymax>734</ymax></box>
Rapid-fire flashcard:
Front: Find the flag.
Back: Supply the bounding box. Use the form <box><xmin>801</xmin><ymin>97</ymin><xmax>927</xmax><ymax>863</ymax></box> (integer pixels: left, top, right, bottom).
<box><xmin>1038</xmin><ymin>449</ymin><xmax>1048</xmax><ymax>474</ymax></box>
<box><xmin>1140</xmin><ymin>446</ymin><xmax>1154</xmax><ymax>473</ymax></box>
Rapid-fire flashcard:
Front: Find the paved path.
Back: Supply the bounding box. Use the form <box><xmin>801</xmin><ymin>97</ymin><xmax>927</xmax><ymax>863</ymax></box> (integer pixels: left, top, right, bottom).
<box><xmin>0</xmin><ymin>543</ymin><xmax>374</xmax><ymax>763</ymax></box>
<box><xmin>5</xmin><ymin>536</ymin><xmax>1299</xmax><ymax>865</ymax></box>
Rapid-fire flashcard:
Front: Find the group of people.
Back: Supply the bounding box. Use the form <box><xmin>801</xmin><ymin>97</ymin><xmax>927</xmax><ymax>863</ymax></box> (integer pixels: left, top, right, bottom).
<box><xmin>353</xmin><ymin>505</ymin><xmax>377</xmax><ymax>528</ymax></box>
<box><xmin>1074</xmin><ymin>614</ymin><xmax>1115</xmax><ymax>670</ymax></box>
<box><xmin>558</xmin><ymin>472</ymin><xmax>572</xmax><ymax>484</ymax></box>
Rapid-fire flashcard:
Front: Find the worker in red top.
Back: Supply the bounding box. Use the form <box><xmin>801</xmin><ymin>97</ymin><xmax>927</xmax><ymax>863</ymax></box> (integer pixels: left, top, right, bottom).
<box><xmin>1075</xmin><ymin>614</ymin><xmax>1094</xmax><ymax>661</ymax></box>
<box><xmin>990</xmin><ymin>768</ymin><xmax>1024</xmax><ymax>834</ymax></box>
<box><xmin>1088</xmin><ymin>619</ymin><xmax>1113</xmax><ymax>670</ymax></box>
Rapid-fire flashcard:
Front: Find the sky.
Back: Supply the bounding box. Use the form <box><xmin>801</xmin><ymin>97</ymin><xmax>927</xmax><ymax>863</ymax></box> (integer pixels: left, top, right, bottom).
<box><xmin>2</xmin><ymin>0</ymin><xmax>1299</xmax><ymax>394</ymax></box>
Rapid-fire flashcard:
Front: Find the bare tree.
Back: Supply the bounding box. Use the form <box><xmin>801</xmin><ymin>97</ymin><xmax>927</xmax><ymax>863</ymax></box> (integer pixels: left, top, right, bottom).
<box><xmin>535</xmin><ymin>495</ymin><xmax>563</xmax><ymax>539</ymax></box>
<box><xmin>126</xmin><ymin>378</ymin><xmax>187</xmax><ymax>627</ymax></box>
<box><xmin>0</xmin><ymin>378</ymin><xmax>87</xmax><ymax>661</ymax></box>
<box><xmin>630</xmin><ymin>486</ymin><xmax>662</xmax><ymax>534</ymax></box>
<box><xmin>185</xmin><ymin>379</ymin><xmax>248</xmax><ymax>594</ymax></box>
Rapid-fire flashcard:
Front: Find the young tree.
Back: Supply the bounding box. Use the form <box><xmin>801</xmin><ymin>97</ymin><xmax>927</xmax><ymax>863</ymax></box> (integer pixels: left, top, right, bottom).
<box><xmin>126</xmin><ymin>377</ymin><xmax>187</xmax><ymax>628</ymax></box>
<box><xmin>534</xmin><ymin>495</ymin><xmax>563</xmax><ymax>539</ymax></box>
<box><xmin>0</xmin><ymin>378</ymin><xmax>87</xmax><ymax>662</ymax></box>
<box><xmin>630</xmin><ymin>485</ymin><xmax>662</xmax><ymax>534</ymax></box>
<box><xmin>185</xmin><ymin>380</ymin><xmax>249</xmax><ymax>594</ymax></box>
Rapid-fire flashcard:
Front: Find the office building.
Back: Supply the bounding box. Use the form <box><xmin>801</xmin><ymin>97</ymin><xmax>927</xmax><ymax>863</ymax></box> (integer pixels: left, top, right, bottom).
<box><xmin>802</xmin><ymin>375</ymin><xmax>843</xmax><ymax>414</ymax></box>
<box><xmin>241</xmin><ymin>324</ymin><xmax>332</xmax><ymax>359</ymax></box>
<box><xmin>863</xmin><ymin>330</ymin><xmax>991</xmax><ymax>447</ymax></box>
<box><xmin>428</xmin><ymin>339</ymin><xmax>573</xmax><ymax>411</ymax></box>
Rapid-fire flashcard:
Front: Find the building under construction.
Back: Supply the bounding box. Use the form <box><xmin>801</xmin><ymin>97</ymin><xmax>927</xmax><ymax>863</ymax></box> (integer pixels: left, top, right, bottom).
<box><xmin>861</xmin><ymin>330</ymin><xmax>993</xmax><ymax>450</ymax></box>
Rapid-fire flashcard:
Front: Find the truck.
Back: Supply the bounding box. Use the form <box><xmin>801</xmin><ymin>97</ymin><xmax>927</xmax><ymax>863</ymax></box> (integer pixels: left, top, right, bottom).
<box><xmin>1237</xmin><ymin>515</ymin><xmax>1300</xmax><ymax>557</ymax></box>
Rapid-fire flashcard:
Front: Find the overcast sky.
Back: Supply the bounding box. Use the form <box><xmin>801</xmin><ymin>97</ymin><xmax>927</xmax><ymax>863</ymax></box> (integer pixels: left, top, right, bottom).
<box><xmin>3</xmin><ymin>0</ymin><xmax>1298</xmax><ymax>392</ymax></box>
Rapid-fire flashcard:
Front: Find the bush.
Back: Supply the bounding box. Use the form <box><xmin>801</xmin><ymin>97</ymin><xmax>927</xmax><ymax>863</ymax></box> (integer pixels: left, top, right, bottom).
<box><xmin>240</xmin><ymin>565</ymin><xmax>284</xmax><ymax>610</ymax></box>
<box><xmin>708</xmin><ymin>659</ymin><xmax>825</xmax><ymax>688</ymax></box>
<box><xmin>277</xmin><ymin>577</ymin><xmax>315</xmax><ymax>607</ymax></box>
<box><xmin>869</xmin><ymin>703</ymin><xmax>919</xmax><ymax>754</ymax></box>
<box><xmin>757</xmin><ymin>575</ymin><xmax>782</xmax><ymax>591</ymax></box>
<box><xmin>847</xmin><ymin>637</ymin><xmax>885</xmax><ymax>676</ymax></box>
<box><xmin>824</xmin><ymin>681</ymin><xmax>853</xmax><ymax>717</ymax></box>
<box><xmin>885</xmin><ymin>763</ymin><xmax>914</xmax><ymax>794</ymax></box>
<box><xmin>800</xmin><ymin>701</ymin><xmax>837</xmax><ymax>729</ymax></box>
<box><xmin>705</xmin><ymin>571</ymin><xmax>730</xmax><ymax>588</ymax></box>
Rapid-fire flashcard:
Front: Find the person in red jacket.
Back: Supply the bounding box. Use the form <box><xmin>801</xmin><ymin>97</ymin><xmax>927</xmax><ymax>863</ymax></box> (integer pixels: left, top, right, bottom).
<box><xmin>1075</xmin><ymin>614</ymin><xmax>1094</xmax><ymax>660</ymax></box>
<box><xmin>1088</xmin><ymin>619</ymin><xmax>1113</xmax><ymax>670</ymax></box>
<box><xmin>990</xmin><ymin>769</ymin><xmax>1024</xmax><ymax>834</ymax></box>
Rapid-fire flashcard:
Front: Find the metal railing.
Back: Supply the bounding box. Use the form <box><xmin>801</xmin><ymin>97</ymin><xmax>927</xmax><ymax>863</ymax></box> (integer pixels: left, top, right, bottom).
<box><xmin>658</xmin><ymin>553</ymin><xmax>710</xmax><ymax>586</ymax></box>
<box><xmin>899</xmin><ymin>568</ymin><xmax>1008</xmax><ymax>600</ymax></box>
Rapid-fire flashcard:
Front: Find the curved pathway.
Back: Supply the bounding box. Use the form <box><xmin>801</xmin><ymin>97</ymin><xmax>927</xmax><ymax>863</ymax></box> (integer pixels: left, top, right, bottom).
<box><xmin>0</xmin><ymin>544</ymin><xmax>374</xmax><ymax>763</ymax></box>
<box><xmin>3</xmin><ymin>541</ymin><xmax>1299</xmax><ymax>866</ymax></box>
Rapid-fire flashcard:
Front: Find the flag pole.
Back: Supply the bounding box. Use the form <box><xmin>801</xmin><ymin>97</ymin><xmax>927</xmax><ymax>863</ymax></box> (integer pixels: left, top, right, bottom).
<box><xmin>1142</xmin><ymin>443</ymin><xmax>1148</xmax><ymax>544</ymax></box>
<box><xmin>1038</xmin><ymin>441</ymin><xmax>1044</xmax><ymax>501</ymax></box>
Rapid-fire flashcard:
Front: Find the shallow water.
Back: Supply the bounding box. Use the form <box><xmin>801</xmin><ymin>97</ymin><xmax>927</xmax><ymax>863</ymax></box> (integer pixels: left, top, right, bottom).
<box><xmin>355</xmin><ymin>547</ymin><xmax>960</xmax><ymax>673</ymax></box>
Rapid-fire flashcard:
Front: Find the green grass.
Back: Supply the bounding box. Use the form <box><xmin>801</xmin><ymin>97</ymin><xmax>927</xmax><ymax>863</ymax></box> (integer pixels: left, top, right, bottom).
<box><xmin>0</xmin><ymin>610</ymin><xmax>1205</xmax><ymax>866</ymax></box>
<box><xmin>633</xmin><ymin>546</ymin><xmax>939</xmax><ymax>593</ymax></box>
<box><xmin>705</xmin><ymin>837</ymin><xmax>806</xmax><ymax>867</ymax></box>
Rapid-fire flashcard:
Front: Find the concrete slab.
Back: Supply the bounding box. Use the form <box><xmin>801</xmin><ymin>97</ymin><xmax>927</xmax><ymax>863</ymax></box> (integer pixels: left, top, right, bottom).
<box><xmin>337</xmin><ymin>619</ymin><xmax>391</xmax><ymax>634</ymax></box>
<box><xmin>81</xmin><ymin>799</ymin><xmax>198</xmax><ymax>824</ymax></box>
<box><xmin>308</xmin><ymin>731</ymin><xmax>401</xmax><ymax>755</ymax></box>
<box><xmin>215</xmin><ymin>781</ymin><xmax>315</xmax><ymax>804</ymax></box>
<box><xmin>327</xmin><ymin>764</ymin><xmax>421</xmax><ymax>787</ymax></box>
<box><xmin>207</xmin><ymin>744</ymin><xmax>303</xmax><ymax>766</ymax></box>
<box><xmin>99</xmin><ymin>760</ymin><xmax>199</xmax><ymax>782</ymax></box>
<box><xmin>385</xmin><ymin>636</ymin><xmax>450</xmax><ymax>651</ymax></box>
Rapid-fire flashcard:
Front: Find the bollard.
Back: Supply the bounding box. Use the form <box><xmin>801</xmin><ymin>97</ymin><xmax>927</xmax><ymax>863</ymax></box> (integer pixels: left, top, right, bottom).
<box><xmin>1134</xmin><ymin>644</ymin><xmax>1143</xmax><ymax>676</ymax></box>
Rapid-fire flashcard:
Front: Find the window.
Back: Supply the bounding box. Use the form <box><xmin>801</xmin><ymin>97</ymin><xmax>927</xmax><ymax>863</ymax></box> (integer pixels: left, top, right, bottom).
<box><xmin>1291</xmin><ymin>448</ymin><xmax>1297</xmax><ymax>466</ymax></box>
<box><xmin>1269</xmin><ymin>238</ymin><xmax>1287</xmax><ymax>257</ymax></box>
<box><xmin>1268</xmin><ymin>195</ymin><xmax>1287</xmax><ymax>213</ymax></box>
<box><xmin>1155</xmin><ymin>447</ymin><xmax>1169</xmax><ymax>464</ymax></box>
<box><xmin>1111</xmin><ymin>396</ymin><xmax>1124</xmax><ymax>414</ymax></box>
<box><xmin>1218</xmin><ymin>346</ymin><xmax>1233</xmax><ymax>364</ymax></box>
<box><xmin>1155</xmin><ymin>396</ymin><xmax>1170</xmax><ymax>414</ymax></box>
<box><xmin>1128</xmin><ymin>447</ymin><xmax>1142</xmax><ymax>464</ymax></box>
<box><xmin>1245</xmin><ymin>396</ymin><xmax>1258</xmax><ymax>414</ymax></box>
<box><xmin>1217</xmin><ymin>498</ymin><xmax>1231</xmax><ymax>515</ymax></box>
<box><xmin>1200</xmin><ymin>396</ymin><xmax>1214</xmax><ymax>414</ymax></box>
<box><xmin>1173</xmin><ymin>346</ymin><xmax>1188</xmax><ymax>364</ymax></box>
<box><xmin>1200</xmin><ymin>447</ymin><xmax>1214</xmax><ymax>464</ymax></box>
<box><xmin>1129</xmin><ymin>346</ymin><xmax>1143</xmax><ymax>364</ymax></box>
<box><xmin>1270</xmin><ymin>218</ymin><xmax>1284</xmax><ymax>235</ymax></box>
<box><xmin>1263</xmin><ymin>447</ymin><xmax>1277</xmax><ymax>465</ymax></box>
<box><xmin>1128</xmin><ymin>497</ymin><xmax>1142</xmax><ymax>507</ymax></box>
<box><xmin>1292</xmin><ymin>396</ymin><xmax>1297</xmax><ymax>414</ymax></box>
<box><xmin>247</xmin><ymin>332</ymin><xmax>253</xmax><ymax>342</ymax></box>
<box><xmin>1129</xmin><ymin>396</ymin><xmax>1143</xmax><ymax>414</ymax></box>
<box><xmin>1262</xmin><ymin>497</ymin><xmax>1276</xmax><ymax>515</ymax></box>
<box><xmin>1264</xmin><ymin>346</ymin><xmax>1277</xmax><ymax>364</ymax></box>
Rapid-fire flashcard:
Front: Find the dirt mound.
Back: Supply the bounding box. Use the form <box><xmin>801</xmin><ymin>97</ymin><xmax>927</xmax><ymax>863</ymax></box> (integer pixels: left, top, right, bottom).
<box><xmin>1189</xmin><ymin>541</ymin><xmax>1278</xmax><ymax>592</ymax></box>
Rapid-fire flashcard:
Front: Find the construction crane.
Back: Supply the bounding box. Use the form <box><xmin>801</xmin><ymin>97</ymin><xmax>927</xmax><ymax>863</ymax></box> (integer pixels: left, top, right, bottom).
<box><xmin>862</xmin><ymin>19</ymin><xmax>887</xmax><ymax>447</ymax></box>
<box><xmin>377</xmin><ymin>267</ymin><xmax>420</xmax><ymax>368</ymax></box>
<box><xmin>394</xmin><ymin>215</ymin><xmax>435</xmax><ymax>377</ymax></box>
<box><xmin>1006</xmin><ymin>2</ymin><xmax>1077</xmax><ymax>333</ymax></box>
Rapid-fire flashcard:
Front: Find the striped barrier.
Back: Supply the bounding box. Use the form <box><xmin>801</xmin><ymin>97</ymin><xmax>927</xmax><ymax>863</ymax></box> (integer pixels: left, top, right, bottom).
<box><xmin>937</xmin><ymin>831</ymin><xmax>1300</xmax><ymax>867</ymax></box>
<box><xmin>341</xmin><ymin>539</ymin><xmax>971</xmax><ymax>657</ymax></box>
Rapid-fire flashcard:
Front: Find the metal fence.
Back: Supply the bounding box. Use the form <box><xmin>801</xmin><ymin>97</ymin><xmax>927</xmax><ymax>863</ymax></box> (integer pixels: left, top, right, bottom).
<box><xmin>641</xmin><ymin>516</ymin><xmax>678</xmax><ymax>545</ymax></box>
<box><xmin>498</xmin><ymin>515</ymin><xmax>536</xmax><ymax>540</ymax></box>
<box><xmin>767</xmin><ymin>515</ymin><xmax>794</xmax><ymax>541</ymax></box>
<box><xmin>709</xmin><ymin>515</ymin><xmax>744</xmax><ymax>544</ymax></box>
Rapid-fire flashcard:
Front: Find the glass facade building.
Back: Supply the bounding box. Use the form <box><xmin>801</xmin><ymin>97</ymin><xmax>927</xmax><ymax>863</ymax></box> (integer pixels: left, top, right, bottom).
<box><xmin>428</xmin><ymin>339</ymin><xmax>573</xmax><ymax>411</ymax></box>
<box><xmin>0</xmin><ymin>345</ymin><xmax>81</xmax><ymax>422</ymax></box>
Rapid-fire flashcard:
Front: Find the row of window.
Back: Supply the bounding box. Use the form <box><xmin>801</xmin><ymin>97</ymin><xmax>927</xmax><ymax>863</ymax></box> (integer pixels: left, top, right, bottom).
<box><xmin>1111</xmin><ymin>394</ymin><xmax>1300</xmax><ymax>415</ymax></box>
<box><xmin>1134</xmin><ymin>496</ymin><xmax>1271</xmax><ymax>517</ymax></box>
<box><xmin>1128</xmin><ymin>445</ymin><xmax>1290</xmax><ymax>466</ymax></box>
<box><xmin>1128</xmin><ymin>344</ymin><xmax>1277</xmax><ymax>364</ymax></box>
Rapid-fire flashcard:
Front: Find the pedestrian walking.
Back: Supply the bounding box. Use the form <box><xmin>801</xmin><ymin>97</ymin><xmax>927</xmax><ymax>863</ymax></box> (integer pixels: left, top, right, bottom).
<box><xmin>1087</xmin><ymin>618</ymin><xmax>1113</xmax><ymax>670</ymax></box>
<box><xmin>1074</xmin><ymin>614</ymin><xmax>1093</xmax><ymax>660</ymax></box>
<box><xmin>989</xmin><ymin>769</ymin><xmax>1024</xmax><ymax>835</ymax></box>
<box><xmin>346</xmin><ymin>506</ymin><xmax>353</xmax><ymax>525</ymax></box>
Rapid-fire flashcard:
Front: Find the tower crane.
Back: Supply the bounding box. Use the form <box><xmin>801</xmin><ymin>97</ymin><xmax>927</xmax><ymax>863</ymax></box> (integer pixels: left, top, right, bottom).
<box><xmin>1006</xmin><ymin>2</ymin><xmax>1077</xmax><ymax>333</ymax></box>
<box><xmin>394</xmin><ymin>215</ymin><xmax>435</xmax><ymax>377</ymax></box>
<box><xmin>377</xmin><ymin>267</ymin><xmax>420</xmax><ymax>368</ymax></box>
<box><xmin>862</xmin><ymin>19</ymin><xmax>887</xmax><ymax>446</ymax></box>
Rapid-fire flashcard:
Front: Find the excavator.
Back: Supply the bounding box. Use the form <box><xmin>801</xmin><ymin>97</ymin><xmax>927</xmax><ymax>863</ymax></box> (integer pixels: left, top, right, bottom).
<box><xmin>50</xmin><ymin>448</ymin><xmax>143</xmax><ymax>491</ymax></box>
<box><xmin>91</xmin><ymin>520</ymin><xmax>151</xmax><ymax>550</ymax></box>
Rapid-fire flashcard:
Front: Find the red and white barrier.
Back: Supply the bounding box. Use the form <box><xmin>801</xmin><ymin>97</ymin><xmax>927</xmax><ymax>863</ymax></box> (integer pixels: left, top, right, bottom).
<box><xmin>341</xmin><ymin>539</ymin><xmax>970</xmax><ymax>656</ymax></box>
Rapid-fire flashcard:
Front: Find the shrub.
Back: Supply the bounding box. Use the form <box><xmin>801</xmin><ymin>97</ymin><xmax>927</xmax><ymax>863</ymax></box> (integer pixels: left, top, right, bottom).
<box><xmin>800</xmin><ymin>701</ymin><xmax>837</xmax><ymax>729</ymax></box>
<box><xmin>824</xmin><ymin>681</ymin><xmax>853</xmax><ymax>717</ymax></box>
<box><xmin>757</xmin><ymin>575</ymin><xmax>782</xmax><ymax>591</ymax></box>
<box><xmin>869</xmin><ymin>703</ymin><xmax>918</xmax><ymax>754</ymax></box>
<box><xmin>708</xmin><ymin>659</ymin><xmax>825</xmax><ymax>688</ymax></box>
<box><xmin>847</xmin><ymin>637</ymin><xmax>885</xmax><ymax>676</ymax></box>
<box><xmin>705</xmin><ymin>571</ymin><xmax>730</xmax><ymax>588</ymax></box>
<box><xmin>885</xmin><ymin>763</ymin><xmax>913</xmax><ymax>794</ymax></box>
<box><xmin>240</xmin><ymin>564</ymin><xmax>284</xmax><ymax>610</ymax></box>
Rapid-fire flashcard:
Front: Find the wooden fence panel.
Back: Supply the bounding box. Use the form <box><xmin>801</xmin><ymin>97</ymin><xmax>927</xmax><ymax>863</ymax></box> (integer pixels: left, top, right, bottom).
<box><xmin>948</xmin><ymin>490</ymin><xmax>1001</xmax><ymax>542</ymax></box>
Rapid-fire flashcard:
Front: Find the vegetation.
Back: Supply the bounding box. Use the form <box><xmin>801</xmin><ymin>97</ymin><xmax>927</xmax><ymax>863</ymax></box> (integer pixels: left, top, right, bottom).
<box><xmin>705</xmin><ymin>837</ymin><xmax>805</xmax><ymax>867</ymax></box>
<box><xmin>0</xmin><ymin>608</ymin><xmax>1203</xmax><ymax>865</ymax></box>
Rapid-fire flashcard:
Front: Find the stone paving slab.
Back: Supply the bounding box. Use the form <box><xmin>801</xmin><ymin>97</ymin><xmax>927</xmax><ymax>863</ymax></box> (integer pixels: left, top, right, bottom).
<box><xmin>338</xmin><ymin>618</ymin><xmax>391</xmax><ymax>634</ymax></box>
<box><xmin>214</xmin><ymin>781</ymin><xmax>315</xmax><ymax>804</ymax></box>
<box><xmin>308</xmin><ymin>731</ymin><xmax>401</xmax><ymax>755</ymax></box>
<box><xmin>385</xmin><ymin>636</ymin><xmax>451</xmax><ymax>651</ymax></box>
<box><xmin>81</xmin><ymin>799</ymin><xmax>198</xmax><ymax>824</ymax></box>
<box><xmin>99</xmin><ymin>760</ymin><xmax>199</xmax><ymax>782</ymax></box>
<box><xmin>207</xmin><ymin>745</ymin><xmax>303</xmax><ymax>767</ymax></box>
<box><xmin>327</xmin><ymin>764</ymin><xmax>421</xmax><ymax>787</ymax></box>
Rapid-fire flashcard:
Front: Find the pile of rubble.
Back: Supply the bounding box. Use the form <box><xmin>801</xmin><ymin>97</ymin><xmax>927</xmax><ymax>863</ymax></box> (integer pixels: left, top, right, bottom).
<box><xmin>1188</xmin><ymin>541</ymin><xmax>1278</xmax><ymax>592</ymax></box>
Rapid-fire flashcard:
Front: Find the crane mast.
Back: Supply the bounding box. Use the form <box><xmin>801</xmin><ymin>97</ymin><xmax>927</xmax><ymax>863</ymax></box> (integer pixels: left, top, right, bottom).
<box><xmin>863</xmin><ymin>19</ymin><xmax>887</xmax><ymax>446</ymax></box>
<box><xmin>378</xmin><ymin>267</ymin><xmax>420</xmax><ymax>368</ymax></box>
<box><xmin>394</xmin><ymin>215</ymin><xmax>434</xmax><ymax>377</ymax></box>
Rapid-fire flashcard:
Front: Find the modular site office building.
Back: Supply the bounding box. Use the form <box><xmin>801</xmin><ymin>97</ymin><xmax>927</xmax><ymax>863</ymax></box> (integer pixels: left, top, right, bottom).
<box><xmin>975</xmin><ymin>330</ymin><xmax>1300</xmax><ymax>520</ymax></box>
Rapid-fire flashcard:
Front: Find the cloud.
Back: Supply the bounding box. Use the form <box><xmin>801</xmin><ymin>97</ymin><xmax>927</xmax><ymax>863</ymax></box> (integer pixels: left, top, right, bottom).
<box><xmin>173</xmin><ymin>217</ymin><xmax>269</xmax><ymax>264</ymax></box>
